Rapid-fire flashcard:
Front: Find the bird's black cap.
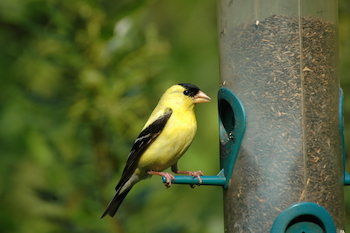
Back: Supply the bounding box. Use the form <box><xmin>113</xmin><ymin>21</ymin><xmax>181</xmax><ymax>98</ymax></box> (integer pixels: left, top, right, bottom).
<box><xmin>178</xmin><ymin>83</ymin><xmax>200</xmax><ymax>97</ymax></box>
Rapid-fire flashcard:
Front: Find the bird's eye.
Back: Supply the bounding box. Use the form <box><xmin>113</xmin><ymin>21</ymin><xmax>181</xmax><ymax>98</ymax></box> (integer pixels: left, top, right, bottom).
<box><xmin>183</xmin><ymin>90</ymin><xmax>189</xmax><ymax>96</ymax></box>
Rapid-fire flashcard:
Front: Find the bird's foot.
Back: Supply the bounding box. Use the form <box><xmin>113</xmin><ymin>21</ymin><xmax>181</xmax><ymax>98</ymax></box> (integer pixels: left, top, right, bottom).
<box><xmin>148</xmin><ymin>171</ymin><xmax>175</xmax><ymax>188</ymax></box>
<box><xmin>175</xmin><ymin>170</ymin><xmax>204</xmax><ymax>187</ymax></box>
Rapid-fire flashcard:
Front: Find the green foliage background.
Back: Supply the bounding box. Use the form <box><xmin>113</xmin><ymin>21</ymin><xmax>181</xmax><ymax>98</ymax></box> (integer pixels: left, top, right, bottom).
<box><xmin>0</xmin><ymin>0</ymin><xmax>349</xmax><ymax>232</ymax></box>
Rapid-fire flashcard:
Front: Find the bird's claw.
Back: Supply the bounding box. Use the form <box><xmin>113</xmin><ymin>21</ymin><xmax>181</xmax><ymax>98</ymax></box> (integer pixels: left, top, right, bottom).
<box><xmin>187</xmin><ymin>170</ymin><xmax>204</xmax><ymax>184</ymax></box>
<box><xmin>162</xmin><ymin>173</ymin><xmax>175</xmax><ymax>188</ymax></box>
<box><xmin>148</xmin><ymin>171</ymin><xmax>175</xmax><ymax>188</ymax></box>
<box><xmin>175</xmin><ymin>170</ymin><xmax>204</xmax><ymax>187</ymax></box>
<box><xmin>149</xmin><ymin>170</ymin><xmax>204</xmax><ymax>188</ymax></box>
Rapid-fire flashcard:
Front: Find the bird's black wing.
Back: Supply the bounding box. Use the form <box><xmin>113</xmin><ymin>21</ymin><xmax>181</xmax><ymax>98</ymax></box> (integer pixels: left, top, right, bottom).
<box><xmin>115</xmin><ymin>108</ymin><xmax>173</xmax><ymax>192</ymax></box>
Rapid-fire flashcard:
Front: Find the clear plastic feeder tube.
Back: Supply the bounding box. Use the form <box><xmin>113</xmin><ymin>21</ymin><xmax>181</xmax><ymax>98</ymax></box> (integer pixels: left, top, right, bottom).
<box><xmin>218</xmin><ymin>0</ymin><xmax>344</xmax><ymax>232</ymax></box>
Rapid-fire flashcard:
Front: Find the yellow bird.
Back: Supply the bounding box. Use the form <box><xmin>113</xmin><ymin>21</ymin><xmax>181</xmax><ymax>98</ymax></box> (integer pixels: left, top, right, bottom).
<box><xmin>101</xmin><ymin>83</ymin><xmax>211</xmax><ymax>218</ymax></box>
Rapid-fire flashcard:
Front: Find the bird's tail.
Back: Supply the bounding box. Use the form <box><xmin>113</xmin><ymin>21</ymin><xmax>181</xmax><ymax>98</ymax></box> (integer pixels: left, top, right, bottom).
<box><xmin>101</xmin><ymin>188</ymin><xmax>132</xmax><ymax>218</ymax></box>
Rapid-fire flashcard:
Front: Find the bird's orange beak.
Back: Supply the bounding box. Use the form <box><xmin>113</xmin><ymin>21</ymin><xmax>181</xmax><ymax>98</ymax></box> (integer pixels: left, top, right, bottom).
<box><xmin>193</xmin><ymin>91</ymin><xmax>211</xmax><ymax>104</ymax></box>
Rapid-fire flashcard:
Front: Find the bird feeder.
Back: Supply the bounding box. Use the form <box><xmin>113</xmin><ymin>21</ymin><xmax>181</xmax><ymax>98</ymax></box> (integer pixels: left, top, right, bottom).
<box><xmin>162</xmin><ymin>0</ymin><xmax>350</xmax><ymax>232</ymax></box>
<box><xmin>217</xmin><ymin>0</ymin><xmax>348</xmax><ymax>232</ymax></box>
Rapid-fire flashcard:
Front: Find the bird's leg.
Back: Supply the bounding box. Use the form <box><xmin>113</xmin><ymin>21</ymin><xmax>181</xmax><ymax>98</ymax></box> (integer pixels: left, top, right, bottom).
<box><xmin>148</xmin><ymin>171</ymin><xmax>175</xmax><ymax>188</ymax></box>
<box><xmin>171</xmin><ymin>164</ymin><xmax>204</xmax><ymax>186</ymax></box>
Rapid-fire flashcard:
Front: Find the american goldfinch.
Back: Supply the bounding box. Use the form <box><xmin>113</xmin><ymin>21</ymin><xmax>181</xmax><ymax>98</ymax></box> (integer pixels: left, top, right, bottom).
<box><xmin>101</xmin><ymin>83</ymin><xmax>211</xmax><ymax>218</ymax></box>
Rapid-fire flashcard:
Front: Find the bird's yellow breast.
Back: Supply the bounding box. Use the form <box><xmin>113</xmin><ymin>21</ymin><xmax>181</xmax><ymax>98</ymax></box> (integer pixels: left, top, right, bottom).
<box><xmin>137</xmin><ymin>108</ymin><xmax>197</xmax><ymax>173</ymax></box>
